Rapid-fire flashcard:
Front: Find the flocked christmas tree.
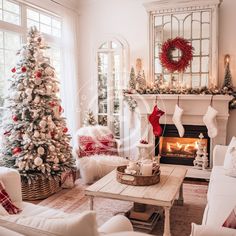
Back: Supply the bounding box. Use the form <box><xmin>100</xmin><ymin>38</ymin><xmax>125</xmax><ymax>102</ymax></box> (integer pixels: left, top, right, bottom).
<box><xmin>0</xmin><ymin>27</ymin><xmax>75</xmax><ymax>182</ymax></box>
<box><xmin>222</xmin><ymin>54</ymin><xmax>233</xmax><ymax>91</ymax></box>
<box><xmin>129</xmin><ymin>67</ymin><xmax>136</xmax><ymax>90</ymax></box>
<box><xmin>83</xmin><ymin>109</ymin><xmax>97</xmax><ymax>126</ymax></box>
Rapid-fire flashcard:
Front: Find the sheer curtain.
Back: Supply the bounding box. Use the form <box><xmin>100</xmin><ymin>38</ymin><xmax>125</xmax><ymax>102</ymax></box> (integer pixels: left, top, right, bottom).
<box><xmin>25</xmin><ymin>0</ymin><xmax>80</xmax><ymax>140</ymax></box>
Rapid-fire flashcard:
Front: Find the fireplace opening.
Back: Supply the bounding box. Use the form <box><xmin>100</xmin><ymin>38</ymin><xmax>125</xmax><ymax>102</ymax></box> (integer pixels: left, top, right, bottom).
<box><xmin>155</xmin><ymin>125</ymin><xmax>210</xmax><ymax>166</ymax></box>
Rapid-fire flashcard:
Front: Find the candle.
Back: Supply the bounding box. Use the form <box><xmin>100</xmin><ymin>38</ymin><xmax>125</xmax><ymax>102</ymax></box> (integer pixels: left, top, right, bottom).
<box><xmin>141</xmin><ymin>163</ymin><xmax>153</xmax><ymax>176</ymax></box>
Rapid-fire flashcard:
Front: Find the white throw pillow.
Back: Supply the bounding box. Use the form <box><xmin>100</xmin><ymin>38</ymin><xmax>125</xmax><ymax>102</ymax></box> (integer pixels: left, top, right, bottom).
<box><xmin>78</xmin><ymin>155</ymin><xmax>129</xmax><ymax>184</ymax></box>
<box><xmin>224</xmin><ymin>137</ymin><xmax>236</xmax><ymax>170</ymax></box>
<box><xmin>7</xmin><ymin>211</ymin><xmax>98</xmax><ymax>236</ymax></box>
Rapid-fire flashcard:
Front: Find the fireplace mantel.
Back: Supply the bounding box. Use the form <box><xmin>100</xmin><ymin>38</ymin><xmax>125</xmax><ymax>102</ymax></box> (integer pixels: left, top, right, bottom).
<box><xmin>124</xmin><ymin>94</ymin><xmax>233</xmax><ymax>167</ymax></box>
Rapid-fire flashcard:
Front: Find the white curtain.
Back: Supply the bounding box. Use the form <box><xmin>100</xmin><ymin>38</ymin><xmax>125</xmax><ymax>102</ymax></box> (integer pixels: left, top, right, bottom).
<box><xmin>60</xmin><ymin>9</ymin><xmax>80</xmax><ymax>140</ymax></box>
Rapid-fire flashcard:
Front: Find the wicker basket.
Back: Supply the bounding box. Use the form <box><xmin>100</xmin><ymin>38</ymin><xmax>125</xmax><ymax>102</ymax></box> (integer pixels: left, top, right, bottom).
<box><xmin>21</xmin><ymin>176</ymin><xmax>61</xmax><ymax>201</ymax></box>
<box><xmin>116</xmin><ymin>165</ymin><xmax>160</xmax><ymax>186</ymax></box>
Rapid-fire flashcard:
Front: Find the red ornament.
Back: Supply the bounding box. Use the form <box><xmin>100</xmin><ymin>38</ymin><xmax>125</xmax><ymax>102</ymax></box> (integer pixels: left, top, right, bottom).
<box><xmin>49</xmin><ymin>101</ymin><xmax>56</xmax><ymax>107</ymax></box>
<box><xmin>12</xmin><ymin>147</ymin><xmax>22</xmax><ymax>155</ymax></box>
<box><xmin>21</xmin><ymin>66</ymin><xmax>27</xmax><ymax>73</ymax></box>
<box><xmin>3</xmin><ymin>131</ymin><xmax>11</xmax><ymax>136</ymax></box>
<box><xmin>11</xmin><ymin>67</ymin><xmax>16</xmax><ymax>73</ymax></box>
<box><xmin>159</xmin><ymin>37</ymin><xmax>194</xmax><ymax>73</ymax></box>
<box><xmin>63</xmin><ymin>127</ymin><xmax>68</xmax><ymax>133</ymax></box>
<box><xmin>59</xmin><ymin>105</ymin><xmax>63</xmax><ymax>113</ymax></box>
<box><xmin>12</xmin><ymin>115</ymin><xmax>18</xmax><ymax>122</ymax></box>
<box><xmin>35</xmin><ymin>71</ymin><xmax>42</xmax><ymax>78</ymax></box>
<box><xmin>51</xmin><ymin>131</ymin><xmax>55</xmax><ymax>138</ymax></box>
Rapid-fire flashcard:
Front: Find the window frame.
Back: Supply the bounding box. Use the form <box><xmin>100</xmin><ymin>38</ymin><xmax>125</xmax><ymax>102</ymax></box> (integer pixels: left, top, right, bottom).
<box><xmin>0</xmin><ymin>0</ymin><xmax>63</xmax><ymax>114</ymax></box>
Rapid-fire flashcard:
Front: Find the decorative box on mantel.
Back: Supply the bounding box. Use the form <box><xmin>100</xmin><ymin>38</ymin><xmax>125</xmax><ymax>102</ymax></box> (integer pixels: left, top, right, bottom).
<box><xmin>124</xmin><ymin>94</ymin><xmax>232</xmax><ymax>168</ymax></box>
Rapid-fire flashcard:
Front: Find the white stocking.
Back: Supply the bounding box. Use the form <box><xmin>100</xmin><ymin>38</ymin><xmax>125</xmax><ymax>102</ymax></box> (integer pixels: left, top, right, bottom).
<box><xmin>172</xmin><ymin>104</ymin><xmax>185</xmax><ymax>137</ymax></box>
<box><xmin>203</xmin><ymin>105</ymin><xmax>218</xmax><ymax>138</ymax></box>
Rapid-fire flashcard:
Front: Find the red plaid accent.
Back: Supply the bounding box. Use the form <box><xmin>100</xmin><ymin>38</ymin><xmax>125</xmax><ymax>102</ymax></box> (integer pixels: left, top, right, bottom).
<box><xmin>78</xmin><ymin>134</ymin><xmax>118</xmax><ymax>157</ymax></box>
<box><xmin>223</xmin><ymin>207</ymin><xmax>236</xmax><ymax>229</ymax></box>
<box><xmin>0</xmin><ymin>182</ymin><xmax>21</xmax><ymax>214</ymax></box>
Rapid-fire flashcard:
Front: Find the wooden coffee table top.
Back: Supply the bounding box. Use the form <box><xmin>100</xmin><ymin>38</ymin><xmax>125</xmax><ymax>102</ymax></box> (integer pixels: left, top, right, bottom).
<box><xmin>85</xmin><ymin>166</ymin><xmax>187</xmax><ymax>207</ymax></box>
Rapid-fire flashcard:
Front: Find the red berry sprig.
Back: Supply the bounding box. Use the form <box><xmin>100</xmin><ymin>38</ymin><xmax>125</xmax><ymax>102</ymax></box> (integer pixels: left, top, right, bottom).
<box><xmin>63</xmin><ymin>127</ymin><xmax>68</xmax><ymax>133</ymax></box>
<box><xmin>11</xmin><ymin>67</ymin><xmax>16</xmax><ymax>73</ymax></box>
<box><xmin>21</xmin><ymin>66</ymin><xmax>27</xmax><ymax>73</ymax></box>
<box><xmin>12</xmin><ymin>147</ymin><xmax>22</xmax><ymax>155</ymax></box>
<box><xmin>35</xmin><ymin>71</ymin><xmax>42</xmax><ymax>78</ymax></box>
<box><xmin>140</xmin><ymin>139</ymin><xmax>148</xmax><ymax>144</ymax></box>
<box><xmin>12</xmin><ymin>115</ymin><xmax>18</xmax><ymax>122</ymax></box>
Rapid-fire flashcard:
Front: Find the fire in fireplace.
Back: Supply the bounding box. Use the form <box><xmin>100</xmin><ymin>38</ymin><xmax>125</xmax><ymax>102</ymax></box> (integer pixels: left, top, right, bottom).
<box><xmin>155</xmin><ymin>125</ymin><xmax>210</xmax><ymax>166</ymax></box>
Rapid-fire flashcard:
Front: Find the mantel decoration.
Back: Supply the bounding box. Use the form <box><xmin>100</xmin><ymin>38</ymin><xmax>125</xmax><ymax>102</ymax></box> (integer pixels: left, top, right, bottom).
<box><xmin>159</xmin><ymin>37</ymin><xmax>194</xmax><ymax>73</ymax></box>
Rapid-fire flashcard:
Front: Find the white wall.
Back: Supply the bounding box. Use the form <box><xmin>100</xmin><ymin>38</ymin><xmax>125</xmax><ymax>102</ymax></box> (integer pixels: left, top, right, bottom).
<box><xmin>78</xmin><ymin>0</ymin><xmax>236</xmax><ymax>143</ymax></box>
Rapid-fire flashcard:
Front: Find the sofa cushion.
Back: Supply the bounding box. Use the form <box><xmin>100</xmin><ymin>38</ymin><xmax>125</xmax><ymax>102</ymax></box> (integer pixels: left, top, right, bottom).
<box><xmin>224</xmin><ymin>136</ymin><xmax>236</xmax><ymax>170</ymax></box>
<box><xmin>1</xmin><ymin>210</ymin><xmax>98</xmax><ymax>236</ymax></box>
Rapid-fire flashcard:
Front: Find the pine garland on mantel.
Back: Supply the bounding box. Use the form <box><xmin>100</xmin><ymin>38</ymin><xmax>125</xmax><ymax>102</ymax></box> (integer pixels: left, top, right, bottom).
<box><xmin>123</xmin><ymin>86</ymin><xmax>236</xmax><ymax>110</ymax></box>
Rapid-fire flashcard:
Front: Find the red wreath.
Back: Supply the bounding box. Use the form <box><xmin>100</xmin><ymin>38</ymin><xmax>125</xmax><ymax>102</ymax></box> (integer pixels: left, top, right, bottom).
<box><xmin>159</xmin><ymin>37</ymin><xmax>194</xmax><ymax>73</ymax></box>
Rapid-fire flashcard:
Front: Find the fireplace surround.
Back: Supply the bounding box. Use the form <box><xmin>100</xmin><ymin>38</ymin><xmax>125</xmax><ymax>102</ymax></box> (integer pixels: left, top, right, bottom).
<box><xmin>123</xmin><ymin>94</ymin><xmax>233</xmax><ymax>168</ymax></box>
<box><xmin>155</xmin><ymin>124</ymin><xmax>210</xmax><ymax>166</ymax></box>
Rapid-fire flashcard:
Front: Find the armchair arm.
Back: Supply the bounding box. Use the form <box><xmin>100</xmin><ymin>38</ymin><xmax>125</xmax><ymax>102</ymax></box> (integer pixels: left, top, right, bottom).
<box><xmin>98</xmin><ymin>215</ymin><xmax>133</xmax><ymax>235</ymax></box>
<box><xmin>0</xmin><ymin>167</ymin><xmax>22</xmax><ymax>204</ymax></box>
<box><xmin>213</xmin><ymin>145</ymin><xmax>228</xmax><ymax>166</ymax></box>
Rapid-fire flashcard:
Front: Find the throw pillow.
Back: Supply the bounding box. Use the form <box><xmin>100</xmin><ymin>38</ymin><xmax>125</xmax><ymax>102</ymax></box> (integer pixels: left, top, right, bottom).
<box><xmin>224</xmin><ymin>136</ymin><xmax>236</xmax><ymax>170</ymax></box>
<box><xmin>78</xmin><ymin>135</ymin><xmax>118</xmax><ymax>157</ymax></box>
<box><xmin>223</xmin><ymin>206</ymin><xmax>236</xmax><ymax>229</ymax></box>
<box><xmin>10</xmin><ymin>211</ymin><xmax>99</xmax><ymax>236</ymax></box>
<box><xmin>0</xmin><ymin>181</ymin><xmax>21</xmax><ymax>215</ymax></box>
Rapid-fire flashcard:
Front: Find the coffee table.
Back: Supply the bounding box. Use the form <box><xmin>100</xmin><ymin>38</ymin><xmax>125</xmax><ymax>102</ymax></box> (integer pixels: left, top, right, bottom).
<box><xmin>85</xmin><ymin>165</ymin><xmax>187</xmax><ymax>236</ymax></box>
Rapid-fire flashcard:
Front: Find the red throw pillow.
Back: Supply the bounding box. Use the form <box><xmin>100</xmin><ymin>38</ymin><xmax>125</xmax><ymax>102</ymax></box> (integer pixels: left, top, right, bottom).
<box><xmin>78</xmin><ymin>135</ymin><xmax>118</xmax><ymax>157</ymax></box>
<box><xmin>223</xmin><ymin>207</ymin><xmax>236</xmax><ymax>229</ymax></box>
<box><xmin>0</xmin><ymin>182</ymin><xmax>21</xmax><ymax>214</ymax></box>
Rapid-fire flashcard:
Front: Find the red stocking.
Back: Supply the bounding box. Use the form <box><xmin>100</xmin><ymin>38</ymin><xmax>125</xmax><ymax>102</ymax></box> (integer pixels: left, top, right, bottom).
<box><xmin>148</xmin><ymin>105</ymin><xmax>165</xmax><ymax>137</ymax></box>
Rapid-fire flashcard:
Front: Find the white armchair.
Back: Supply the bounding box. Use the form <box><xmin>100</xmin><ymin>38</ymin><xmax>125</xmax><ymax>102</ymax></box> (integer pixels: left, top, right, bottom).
<box><xmin>0</xmin><ymin>167</ymin><xmax>149</xmax><ymax>236</ymax></box>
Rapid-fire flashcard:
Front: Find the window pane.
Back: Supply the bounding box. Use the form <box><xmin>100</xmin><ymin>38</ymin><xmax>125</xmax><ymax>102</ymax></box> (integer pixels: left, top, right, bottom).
<box><xmin>0</xmin><ymin>31</ymin><xmax>3</xmax><ymax>48</ymax></box>
<box><xmin>40</xmin><ymin>23</ymin><xmax>51</xmax><ymax>34</ymax></box>
<box><xmin>40</xmin><ymin>13</ymin><xmax>51</xmax><ymax>25</ymax></box>
<box><xmin>27</xmin><ymin>19</ymin><xmax>39</xmax><ymax>29</ymax></box>
<box><xmin>4</xmin><ymin>32</ymin><xmax>20</xmax><ymax>50</ymax></box>
<box><xmin>3</xmin><ymin>11</ymin><xmax>20</xmax><ymax>25</ymax></box>
<box><xmin>52</xmin><ymin>19</ymin><xmax>61</xmax><ymax>29</ymax></box>
<box><xmin>3</xmin><ymin>0</ymin><xmax>19</xmax><ymax>14</ymax></box>
<box><xmin>52</xmin><ymin>28</ymin><xmax>61</xmax><ymax>37</ymax></box>
<box><xmin>27</xmin><ymin>8</ymin><xmax>39</xmax><ymax>21</ymax></box>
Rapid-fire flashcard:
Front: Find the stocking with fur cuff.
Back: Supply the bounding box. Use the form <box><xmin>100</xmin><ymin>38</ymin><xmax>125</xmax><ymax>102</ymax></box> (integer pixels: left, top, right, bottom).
<box><xmin>148</xmin><ymin>105</ymin><xmax>165</xmax><ymax>137</ymax></box>
<box><xmin>172</xmin><ymin>104</ymin><xmax>185</xmax><ymax>137</ymax></box>
<box><xmin>203</xmin><ymin>105</ymin><xmax>218</xmax><ymax>138</ymax></box>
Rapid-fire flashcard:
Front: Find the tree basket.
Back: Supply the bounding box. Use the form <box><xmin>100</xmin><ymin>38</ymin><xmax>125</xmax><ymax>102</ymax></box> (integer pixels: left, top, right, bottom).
<box><xmin>21</xmin><ymin>175</ymin><xmax>61</xmax><ymax>201</ymax></box>
<box><xmin>116</xmin><ymin>166</ymin><xmax>160</xmax><ymax>186</ymax></box>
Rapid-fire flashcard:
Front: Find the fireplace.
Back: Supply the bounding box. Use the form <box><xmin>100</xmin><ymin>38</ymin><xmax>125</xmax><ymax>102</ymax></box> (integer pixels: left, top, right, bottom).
<box><xmin>155</xmin><ymin>125</ymin><xmax>210</xmax><ymax>166</ymax></box>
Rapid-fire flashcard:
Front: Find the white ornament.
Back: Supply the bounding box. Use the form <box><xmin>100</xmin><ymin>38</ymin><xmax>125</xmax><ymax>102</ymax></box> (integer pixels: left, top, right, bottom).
<box><xmin>53</xmin><ymin>158</ymin><xmax>59</xmax><ymax>164</ymax></box>
<box><xmin>35</xmin><ymin>78</ymin><xmax>42</xmax><ymax>85</ymax></box>
<box><xmin>26</xmin><ymin>95</ymin><xmax>32</xmax><ymax>102</ymax></box>
<box><xmin>25</xmin><ymin>88</ymin><xmax>33</xmax><ymax>95</ymax></box>
<box><xmin>41</xmin><ymin>133</ymin><xmax>46</xmax><ymax>139</ymax></box>
<box><xmin>34</xmin><ymin>130</ymin><xmax>40</xmax><ymax>138</ymax></box>
<box><xmin>18</xmin><ymin>161</ymin><xmax>25</xmax><ymax>170</ymax></box>
<box><xmin>49</xmin><ymin>145</ymin><xmax>56</xmax><ymax>152</ymax></box>
<box><xmin>17</xmin><ymin>83</ymin><xmax>24</xmax><ymax>91</ymax></box>
<box><xmin>34</xmin><ymin>95</ymin><xmax>40</xmax><ymax>104</ymax></box>
<box><xmin>46</xmin><ymin>133</ymin><xmax>51</xmax><ymax>139</ymax></box>
<box><xmin>39</xmin><ymin>120</ymin><xmax>47</xmax><ymax>128</ymax></box>
<box><xmin>34</xmin><ymin>157</ymin><xmax>43</xmax><ymax>166</ymax></box>
<box><xmin>37</xmin><ymin>146</ymin><xmax>45</xmax><ymax>155</ymax></box>
<box><xmin>45</xmin><ymin>67</ymin><xmax>54</xmax><ymax>76</ymax></box>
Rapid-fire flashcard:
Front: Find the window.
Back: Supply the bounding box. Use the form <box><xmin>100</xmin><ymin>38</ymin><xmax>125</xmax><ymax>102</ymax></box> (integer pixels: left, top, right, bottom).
<box><xmin>97</xmin><ymin>40</ymin><xmax>124</xmax><ymax>139</ymax></box>
<box><xmin>0</xmin><ymin>0</ymin><xmax>62</xmax><ymax>121</ymax></box>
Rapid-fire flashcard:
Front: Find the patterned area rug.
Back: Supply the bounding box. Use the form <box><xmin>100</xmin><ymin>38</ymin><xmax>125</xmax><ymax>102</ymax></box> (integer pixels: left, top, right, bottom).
<box><xmin>38</xmin><ymin>179</ymin><xmax>208</xmax><ymax>236</ymax></box>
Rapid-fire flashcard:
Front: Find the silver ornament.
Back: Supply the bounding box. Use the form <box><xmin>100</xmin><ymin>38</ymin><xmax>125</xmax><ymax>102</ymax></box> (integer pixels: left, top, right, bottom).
<box><xmin>53</xmin><ymin>157</ymin><xmax>59</xmax><ymax>164</ymax></box>
<box><xmin>37</xmin><ymin>146</ymin><xmax>45</xmax><ymax>155</ymax></box>
<box><xmin>17</xmin><ymin>83</ymin><xmax>24</xmax><ymax>91</ymax></box>
<box><xmin>39</xmin><ymin>120</ymin><xmax>47</xmax><ymax>128</ymax></box>
<box><xmin>35</xmin><ymin>78</ymin><xmax>42</xmax><ymax>85</ymax></box>
<box><xmin>34</xmin><ymin>95</ymin><xmax>40</xmax><ymax>104</ymax></box>
<box><xmin>49</xmin><ymin>145</ymin><xmax>55</xmax><ymax>152</ymax></box>
<box><xmin>45</xmin><ymin>67</ymin><xmax>54</xmax><ymax>76</ymax></box>
<box><xmin>34</xmin><ymin>130</ymin><xmax>40</xmax><ymax>138</ymax></box>
<box><xmin>34</xmin><ymin>157</ymin><xmax>43</xmax><ymax>166</ymax></box>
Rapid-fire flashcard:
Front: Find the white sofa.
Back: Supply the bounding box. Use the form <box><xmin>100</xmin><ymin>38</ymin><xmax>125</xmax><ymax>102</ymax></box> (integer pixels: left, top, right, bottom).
<box><xmin>191</xmin><ymin>145</ymin><xmax>236</xmax><ymax>236</ymax></box>
<box><xmin>0</xmin><ymin>167</ymin><xmax>151</xmax><ymax>236</ymax></box>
